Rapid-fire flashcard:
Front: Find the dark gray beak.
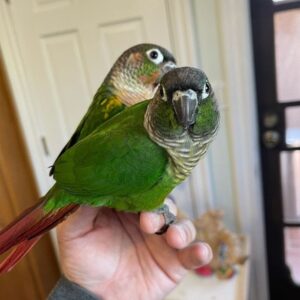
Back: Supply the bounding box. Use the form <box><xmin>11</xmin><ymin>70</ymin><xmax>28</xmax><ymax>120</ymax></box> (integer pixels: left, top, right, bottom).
<box><xmin>162</xmin><ymin>61</ymin><xmax>176</xmax><ymax>74</ymax></box>
<box><xmin>172</xmin><ymin>89</ymin><xmax>198</xmax><ymax>129</ymax></box>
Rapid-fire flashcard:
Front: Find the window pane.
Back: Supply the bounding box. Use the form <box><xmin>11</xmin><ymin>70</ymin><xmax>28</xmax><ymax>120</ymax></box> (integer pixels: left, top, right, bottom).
<box><xmin>280</xmin><ymin>151</ymin><xmax>300</xmax><ymax>222</ymax></box>
<box><xmin>284</xmin><ymin>227</ymin><xmax>300</xmax><ymax>285</ymax></box>
<box><xmin>273</xmin><ymin>0</ymin><xmax>297</xmax><ymax>3</ymax></box>
<box><xmin>274</xmin><ymin>10</ymin><xmax>300</xmax><ymax>102</ymax></box>
<box><xmin>285</xmin><ymin>107</ymin><xmax>300</xmax><ymax>147</ymax></box>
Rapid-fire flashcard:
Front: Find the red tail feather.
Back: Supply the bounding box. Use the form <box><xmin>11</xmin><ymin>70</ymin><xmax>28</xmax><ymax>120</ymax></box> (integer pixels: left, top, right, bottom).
<box><xmin>0</xmin><ymin>198</ymin><xmax>79</xmax><ymax>274</ymax></box>
<box><xmin>0</xmin><ymin>237</ymin><xmax>41</xmax><ymax>274</ymax></box>
<box><xmin>0</xmin><ymin>198</ymin><xmax>46</xmax><ymax>254</ymax></box>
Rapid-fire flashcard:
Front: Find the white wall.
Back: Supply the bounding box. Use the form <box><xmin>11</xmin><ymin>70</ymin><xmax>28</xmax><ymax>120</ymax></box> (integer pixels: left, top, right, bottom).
<box><xmin>190</xmin><ymin>1</ymin><xmax>269</xmax><ymax>300</ymax></box>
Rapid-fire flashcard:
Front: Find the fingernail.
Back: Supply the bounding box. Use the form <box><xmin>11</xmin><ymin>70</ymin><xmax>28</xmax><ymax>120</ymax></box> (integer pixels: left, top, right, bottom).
<box><xmin>201</xmin><ymin>243</ymin><xmax>212</xmax><ymax>261</ymax></box>
<box><xmin>179</xmin><ymin>227</ymin><xmax>186</xmax><ymax>243</ymax></box>
<box><xmin>151</xmin><ymin>214</ymin><xmax>161</xmax><ymax>230</ymax></box>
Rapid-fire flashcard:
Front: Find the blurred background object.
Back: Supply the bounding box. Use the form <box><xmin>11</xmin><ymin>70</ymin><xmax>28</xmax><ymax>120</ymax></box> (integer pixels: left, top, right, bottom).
<box><xmin>194</xmin><ymin>210</ymin><xmax>248</xmax><ymax>277</ymax></box>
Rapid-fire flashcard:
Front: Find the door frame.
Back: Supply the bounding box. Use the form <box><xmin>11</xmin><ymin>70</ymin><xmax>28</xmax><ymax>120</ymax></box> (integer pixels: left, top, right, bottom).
<box><xmin>0</xmin><ymin>1</ymin><xmax>268</xmax><ymax>299</ymax></box>
<box><xmin>0</xmin><ymin>50</ymin><xmax>60</xmax><ymax>299</ymax></box>
<box><xmin>250</xmin><ymin>0</ymin><xmax>300</xmax><ymax>297</ymax></box>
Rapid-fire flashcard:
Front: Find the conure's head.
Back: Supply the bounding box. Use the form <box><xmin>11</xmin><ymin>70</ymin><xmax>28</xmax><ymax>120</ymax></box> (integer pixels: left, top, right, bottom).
<box><xmin>146</xmin><ymin>67</ymin><xmax>219</xmax><ymax>140</ymax></box>
<box><xmin>145</xmin><ymin>67</ymin><xmax>219</xmax><ymax>180</ymax></box>
<box><xmin>107</xmin><ymin>43</ymin><xmax>176</xmax><ymax>106</ymax></box>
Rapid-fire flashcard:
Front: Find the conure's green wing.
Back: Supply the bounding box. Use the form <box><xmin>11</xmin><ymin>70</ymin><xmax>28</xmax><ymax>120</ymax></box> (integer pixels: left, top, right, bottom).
<box><xmin>49</xmin><ymin>86</ymin><xmax>125</xmax><ymax>175</ymax></box>
<box><xmin>53</xmin><ymin>101</ymin><xmax>168</xmax><ymax>197</ymax></box>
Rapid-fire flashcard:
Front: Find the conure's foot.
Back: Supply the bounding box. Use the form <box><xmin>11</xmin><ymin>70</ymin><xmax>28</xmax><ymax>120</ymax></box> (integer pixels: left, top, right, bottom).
<box><xmin>154</xmin><ymin>204</ymin><xmax>176</xmax><ymax>235</ymax></box>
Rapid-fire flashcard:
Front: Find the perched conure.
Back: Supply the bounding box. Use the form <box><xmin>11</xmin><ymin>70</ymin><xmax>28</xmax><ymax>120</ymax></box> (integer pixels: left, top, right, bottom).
<box><xmin>49</xmin><ymin>43</ymin><xmax>176</xmax><ymax>175</ymax></box>
<box><xmin>0</xmin><ymin>67</ymin><xmax>219</xmax><ymax>274</ymax></box>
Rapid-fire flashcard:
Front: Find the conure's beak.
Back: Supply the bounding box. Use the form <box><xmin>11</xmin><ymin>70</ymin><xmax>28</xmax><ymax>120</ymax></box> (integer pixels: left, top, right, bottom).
<box><xmin>162</xmin><ymin>61</ymin><xmax>176</xmax><ymax>74</ymax></box>
<box><xmin>172</xmin><ymin>89</ymin><xmax>198</xmax><ymax>129</ymax></box>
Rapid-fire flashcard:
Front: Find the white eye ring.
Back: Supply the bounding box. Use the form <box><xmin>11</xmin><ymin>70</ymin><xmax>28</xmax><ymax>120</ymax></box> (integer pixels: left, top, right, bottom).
<box><xmin>202</xmin><ymin>82</ymin><xmax>210</xmax><ymax>99</ymax></box>
<box><xmin>146</xmin><ymin>48</ymin><xmax>164</xmax><ymax>65</ymax></box>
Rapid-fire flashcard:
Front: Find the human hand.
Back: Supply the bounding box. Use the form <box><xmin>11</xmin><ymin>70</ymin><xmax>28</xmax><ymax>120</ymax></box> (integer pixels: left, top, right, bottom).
<box><xmin>56</xmin><ymin>199</ymin><xmax>212</xmax><ymax>300</ymax></box>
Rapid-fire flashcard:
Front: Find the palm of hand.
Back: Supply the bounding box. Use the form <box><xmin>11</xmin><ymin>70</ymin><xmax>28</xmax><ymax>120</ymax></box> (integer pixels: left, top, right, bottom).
<box><xmin>57</xmin><ymin>206</ymin><xmax>211</xmax><ymax>300</ymax></box>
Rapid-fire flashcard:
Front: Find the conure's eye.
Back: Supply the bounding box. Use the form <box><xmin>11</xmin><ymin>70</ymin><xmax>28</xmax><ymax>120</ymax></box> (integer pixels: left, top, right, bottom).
<box><xmin>146</xmin><ymin>48</ymin><xmax>164</xmax><ymax>65</ymax></box>
<box><xmin>150</xmin><ymin>51</ymin><xmax>158</xmax><ymax>59</ymax></box>
<box><xmin>201</xmin><ymin>81</ymin><xmax>210</xmax><ymax>99</ymax></box>
<box><xmin>205</xmin><ymin>83</ymin><xmax>210</xmax><ymax>93</ymax></box>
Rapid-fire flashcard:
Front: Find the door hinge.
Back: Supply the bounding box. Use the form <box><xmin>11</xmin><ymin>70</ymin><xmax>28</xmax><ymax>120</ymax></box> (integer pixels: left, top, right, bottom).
<box><xmin>41</xmin><ymin>136</ymin><xmax>50</xmax><ymax>156</ymax></box>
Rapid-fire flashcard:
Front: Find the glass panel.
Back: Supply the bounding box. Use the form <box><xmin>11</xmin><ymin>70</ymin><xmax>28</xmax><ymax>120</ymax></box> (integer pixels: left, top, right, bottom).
<box><xmin>273</xmin><ymin>0</ymin><xmax>298</xmax><ymax>3</ymax></box>
<box><xmin>285</xmin><ymin>107</ymin><xmax>300</xmax><ymax>147</ymax></box>
<box><xmin>280</xmin><ymin>151</ymin><xmax>300</xmax><ymax>222</ymax></box>
<box><xmin>284</xmin><ymin>227</ymin><xmax>300</xmax><ymax>285</ymax></box>
<box><xmin>274</xmin><ymin>10</ymin><xmax>300</xmax><ymax>102</ymax></box>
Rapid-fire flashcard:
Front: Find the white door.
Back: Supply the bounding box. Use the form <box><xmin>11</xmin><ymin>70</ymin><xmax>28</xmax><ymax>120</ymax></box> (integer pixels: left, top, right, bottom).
<box><xmin>6</xmin><ymin>0</ymin><xmax>172</xmax><ymax>192</ymax></box>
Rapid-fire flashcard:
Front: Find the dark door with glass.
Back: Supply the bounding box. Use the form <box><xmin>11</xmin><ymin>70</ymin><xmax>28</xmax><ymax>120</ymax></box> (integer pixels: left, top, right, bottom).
<box><xmin>250</xmin><ymin>0</ymin><xmax>300</xmax><ymax>298</ymax></box>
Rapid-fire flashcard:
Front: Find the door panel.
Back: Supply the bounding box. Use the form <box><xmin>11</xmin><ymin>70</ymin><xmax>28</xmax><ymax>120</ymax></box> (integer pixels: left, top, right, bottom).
<box><xmin>41</xmin><ymin>31</ymin><xmax>91</xmax><ymax>135</ymax></box>
<box><xmin>281</xmin><ymin>151</ymin><xmax>300</xmax><ymax>222</ymax></box>
<box><xmin>274</xmin><ymin>8</ymin><xmax>300</xmax><ymax>102</ymax></box>
<box><xmin>8</xmin><ymin>0</ymin><xmax>172</xmax><ymax>189</ymax></box>
<box><xmin>284</xmin><ymin>227</ymin><xmax>300</xmax><ymax>285</ymax></box>
<box><xmin>251</xmin><ymin>0</ymin><xmax>300</xmax><ymax>297</ymax></box>
<box><xmin>99</xmin><ymin>18</ymin><xmax>145</xmax><ymax>66</ymax></box>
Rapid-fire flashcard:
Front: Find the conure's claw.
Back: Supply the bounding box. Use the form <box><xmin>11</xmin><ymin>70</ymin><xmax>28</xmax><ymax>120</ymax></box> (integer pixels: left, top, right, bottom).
<box><xmin>154</xmin><ymin>204</ymin><xmax>176</xmax><ymax>235</ymax></box>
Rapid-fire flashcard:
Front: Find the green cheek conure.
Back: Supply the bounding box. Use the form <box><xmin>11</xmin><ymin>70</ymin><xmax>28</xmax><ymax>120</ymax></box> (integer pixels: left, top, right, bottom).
<box><xmin>0</xmin><ymin>67</ymin><xmax>219</xmax><ymax>274</ymax></box>
<box><xmin>49</xmin><ymin>43</ymin><xmax>176</xmax><ymax>175</ymax></box>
